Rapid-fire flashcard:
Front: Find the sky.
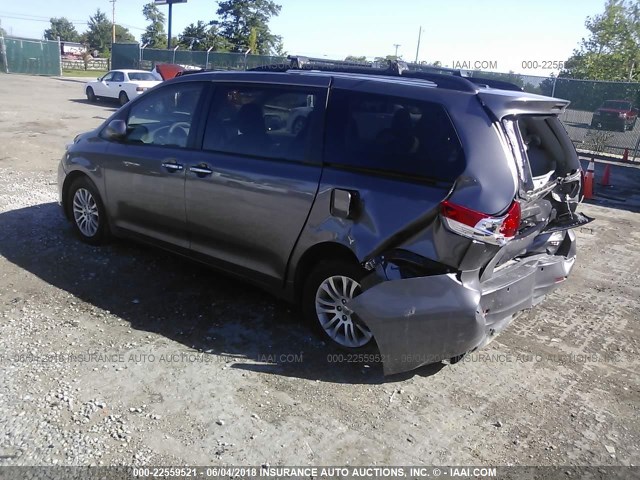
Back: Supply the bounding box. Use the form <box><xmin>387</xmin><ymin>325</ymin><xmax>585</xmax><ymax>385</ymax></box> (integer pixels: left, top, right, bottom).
<box><xmin>0</xmin><ymin>0</ymin><xmax>606</xmax><ymax>76</ymax></box>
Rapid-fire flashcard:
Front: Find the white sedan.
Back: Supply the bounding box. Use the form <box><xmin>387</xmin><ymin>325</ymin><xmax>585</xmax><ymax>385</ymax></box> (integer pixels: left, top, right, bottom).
<box><xmin>85</xmin><ymin>69</ymin><xmax>162</xmax><ymax>106</ymax></box>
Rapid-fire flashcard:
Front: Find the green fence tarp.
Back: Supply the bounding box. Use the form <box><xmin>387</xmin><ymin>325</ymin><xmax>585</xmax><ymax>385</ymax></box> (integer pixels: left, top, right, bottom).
<box><xmin>0</xmin><ymin>36</ymin><xmax>61</xmax><ymax>76</ymax></box>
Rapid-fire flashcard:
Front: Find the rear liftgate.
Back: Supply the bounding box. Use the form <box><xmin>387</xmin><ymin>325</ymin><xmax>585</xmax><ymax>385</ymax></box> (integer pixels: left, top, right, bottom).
<box><xmin>346</xmin><ymin>108</ymin><xmax>593</xmax><ymax>376</ymax></box>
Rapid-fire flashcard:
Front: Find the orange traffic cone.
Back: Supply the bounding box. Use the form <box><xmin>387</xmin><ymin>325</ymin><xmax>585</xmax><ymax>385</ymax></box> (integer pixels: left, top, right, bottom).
<box><xmin>584</xmin><ymin>160</ymin><xmax>595</xmax><ymax>199</ymax></box>
<box><xmin>622</xmin><ymin>148</ymin><xmax>629</xmax><ymax>162</ymax></box>
<box><xmin>601</xmin><ymin>163</ymin><xmax>611</xmax><ymax>186</ymax></box>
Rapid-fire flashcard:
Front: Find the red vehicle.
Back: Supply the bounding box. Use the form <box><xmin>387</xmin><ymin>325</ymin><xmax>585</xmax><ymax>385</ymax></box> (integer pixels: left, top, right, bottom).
<box><xmin>151</xmin><ymin>63</ymin><xmax>185</xmax><ymax>81</ymax></box>
<box><xmin>591</xmin><ymin>100</ymin><xmax>638</xmax><ymax>132</ymax></box>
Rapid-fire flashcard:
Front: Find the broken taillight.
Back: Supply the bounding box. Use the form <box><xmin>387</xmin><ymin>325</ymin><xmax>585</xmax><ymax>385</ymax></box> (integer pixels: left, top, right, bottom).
<box><xmin>440</xmin><ymin>200</ymin><xmax>521</xmax><ymax>246</ymax></box>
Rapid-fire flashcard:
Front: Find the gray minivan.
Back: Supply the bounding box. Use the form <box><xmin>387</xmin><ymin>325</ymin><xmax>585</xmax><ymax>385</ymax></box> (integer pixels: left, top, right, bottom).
<box><xmin>58</xmin><ymin>60</ymin><xmax>592</xmax><ymax>375</ymax></box>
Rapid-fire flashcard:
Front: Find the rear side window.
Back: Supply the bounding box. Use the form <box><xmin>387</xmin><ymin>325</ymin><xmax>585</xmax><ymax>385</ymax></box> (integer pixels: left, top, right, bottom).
<box><xmin>112</xmin><ymin>72</ymin><xmax>125</xmax><ymax>82</ymax></box>
<box><xmin>324</xmin><ymin>89</ymin><xmax>465</xmax><ymax>182</ymax></box>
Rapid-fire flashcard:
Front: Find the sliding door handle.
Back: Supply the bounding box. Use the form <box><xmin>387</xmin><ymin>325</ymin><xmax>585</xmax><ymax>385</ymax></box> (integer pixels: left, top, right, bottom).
<box><xmin>189</xmin><ymin>165</ymin><xmax>213</xmax><ymax>176</ymax></box>
<box><xmin>161</xmin><ymin>161</ymin><xmax>184</xmax><ymax>172</ymax></box>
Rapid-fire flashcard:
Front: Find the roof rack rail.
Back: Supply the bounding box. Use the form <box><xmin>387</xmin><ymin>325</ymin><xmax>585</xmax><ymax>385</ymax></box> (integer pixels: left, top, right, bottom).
<box><xmin>249</xmin><ymin>55</ymin><xmax>524</xmax><ymax>93</ymax></box>
<box><xmin>406</xmin><ymin>63</ymin><xmax>523</xmax><ymax>91</ymax></box>
<box><xmin>289</xmin><ymin>55</ymin><xmax>373</xmax><ymax>68</ymax></box>
<box><xmin>250</xmin><ymin>56</ymin><xmax>478</xmax><ymax>92</ymax></box>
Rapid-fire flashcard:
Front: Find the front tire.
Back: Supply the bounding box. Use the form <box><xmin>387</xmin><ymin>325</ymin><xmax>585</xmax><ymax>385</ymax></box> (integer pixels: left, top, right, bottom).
<box><xmin>67</xmin><ymin>177</ymin><xmax>109</xmax><ymax>245</ymax></box>
<box><xmin>86</xmin><ymin>87</ymin><xmax>96</xmax><ymax>103</ymax></box>
<box><xmin>119</xmin><ymin>91</ymin><xmax>129</xmax><ymax>106</ymax></box>
<box><xmin>302</xmin><ymin>261</ymin><xmax>374</xmax><ymax>350</ymax></box>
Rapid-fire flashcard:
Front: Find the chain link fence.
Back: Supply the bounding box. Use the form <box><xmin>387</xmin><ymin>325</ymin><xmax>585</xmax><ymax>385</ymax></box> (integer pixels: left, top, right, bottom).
<box><xmin>0</xmin><ymin>36</ymin><xmax>61</xmax><ymax>75</ymax></box>
<box><xmin>112</xmin><ymin>43</ymin><xmax>284</xmax><ymax>72</ymax></box>
<box><xmin>513</xmin><ymin>73</ymin><xmax>639</xmax><ymax>159</ymax></box>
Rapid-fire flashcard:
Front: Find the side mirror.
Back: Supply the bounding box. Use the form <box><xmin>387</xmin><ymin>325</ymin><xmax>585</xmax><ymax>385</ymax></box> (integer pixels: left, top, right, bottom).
<box><xmin>104</xmin><ymin>120</ymin><xmax>127</xmax><ymax>140</ymax></box>
<box><xmin>97</xmin><ymin>77</ymin><xmax>101</xmax><ymax>81</ymax></box>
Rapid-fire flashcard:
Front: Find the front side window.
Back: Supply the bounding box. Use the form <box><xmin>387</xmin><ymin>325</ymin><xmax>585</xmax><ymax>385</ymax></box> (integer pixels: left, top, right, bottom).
<box><xmin>203</xmin><ymin>84</ymin><xmax>324</xmax><ymax>163</ymax></box>
<box><xmin>324</xmin><ymin>89</ymin><xmax>465</xmax><ymax>182</ymax></box>
<box><xmin>102</xmin><ymin>72</ymin><xmax>114</xmax><ymax>82</ymax></box>
<box><xmin>124</xmin><ymin>82</ymin><xmax>204</xmax><ymax>148</ymax></box>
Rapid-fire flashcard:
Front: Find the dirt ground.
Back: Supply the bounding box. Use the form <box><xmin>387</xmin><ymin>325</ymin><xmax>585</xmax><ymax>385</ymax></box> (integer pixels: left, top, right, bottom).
<box><xmin>0</xmin><ymin>74</ymin><xmax>639</xmax><ymax>470</ymax></box>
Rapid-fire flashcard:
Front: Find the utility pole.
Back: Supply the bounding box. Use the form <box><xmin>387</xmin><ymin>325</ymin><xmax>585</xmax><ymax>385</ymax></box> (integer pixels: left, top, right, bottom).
<box><xmin>110</xmin><ymin>0</ymin><xmax>116</xmax><ymax>45</ymax></box>
<box><xmin>167</xmin><ymin>1</ymin><xmax>173</xmax><ymax>49</ymax></box>
<box><xmin>393</xmin><ymin>43</ymin><xmax>401</xmax><ymax>59</ymax></box>
<box><xmin>414</xmin><ymin>26</ymin><xmax>422</xmax><ymax>64</ymax></box>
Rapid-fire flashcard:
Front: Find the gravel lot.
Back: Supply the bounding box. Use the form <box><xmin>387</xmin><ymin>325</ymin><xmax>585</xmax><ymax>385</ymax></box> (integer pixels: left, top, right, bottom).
<box><xmin>0</xmin><ymin>74</ymin><xmax>639</xmax><ymax>470</ymax></box>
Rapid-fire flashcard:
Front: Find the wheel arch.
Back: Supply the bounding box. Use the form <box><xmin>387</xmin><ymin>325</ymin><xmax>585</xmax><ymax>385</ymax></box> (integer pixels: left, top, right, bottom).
<box><xmin>292</xmin><ymin>241</ymin><xmax>361</xmax><ymax>302</ymax></box>
<box><xmin>61</xmin><ymin>170</ymin><xmax>94</xmax><ymax>220</ymax></box>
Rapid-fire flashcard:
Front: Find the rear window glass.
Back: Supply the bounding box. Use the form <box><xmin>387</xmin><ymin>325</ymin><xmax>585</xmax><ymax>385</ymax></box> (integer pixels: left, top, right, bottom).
<box><xmin>324</xmin><ymin>89</ymin><xmax>465</xmax><ymax>182</ymax></box>
<box><xmin>128</xmin><ymin>72</ymin><xmax>157</xmax><ymax>81</ymax></box>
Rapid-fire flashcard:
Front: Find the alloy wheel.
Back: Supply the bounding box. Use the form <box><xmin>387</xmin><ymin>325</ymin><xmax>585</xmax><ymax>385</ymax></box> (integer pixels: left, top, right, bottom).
<box><xmin>315</xmin><ymin>275</ymin><xmax>372</xmax><ymax>348</ymax></box>
<box><xmin>72</xmin><ymin>188</ymin><xmax>99</xmax><ymax>237</ymax></box>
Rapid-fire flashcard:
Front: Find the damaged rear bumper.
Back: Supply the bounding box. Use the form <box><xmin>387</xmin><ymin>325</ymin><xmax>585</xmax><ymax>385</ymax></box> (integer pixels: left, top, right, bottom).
<box><xmin>348</xmin><ymin>232</ymin><xmax>577</xmax><ymax>376</ymax></box>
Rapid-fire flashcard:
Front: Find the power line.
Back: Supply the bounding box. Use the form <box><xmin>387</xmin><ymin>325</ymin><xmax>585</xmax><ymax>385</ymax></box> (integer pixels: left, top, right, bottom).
<box><xmin>0</xmin><ymin>9</ymin><xmax>144</xmax><ymax>31</ymax></box>
<box><xmin>0</xmin><ymin>11</ymin><xmax>85</xmax><ymax>23</ymax></box>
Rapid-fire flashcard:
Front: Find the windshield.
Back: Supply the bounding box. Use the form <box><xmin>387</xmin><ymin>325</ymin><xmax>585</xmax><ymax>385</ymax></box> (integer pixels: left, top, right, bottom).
<box><xmin>601</xmin><ymin>101</ymin><xmax>631</xmax><ymax>110</ymax></box>
<box><xmin>128</xmin><ymin>72</ymin><xmax>157</xmax><ymax>81</ymax></box>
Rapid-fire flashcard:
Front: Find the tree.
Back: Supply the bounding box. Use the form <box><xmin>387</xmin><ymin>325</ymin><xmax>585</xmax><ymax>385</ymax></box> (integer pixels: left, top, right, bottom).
<box><xmin>344</xmin><ymin>55</ymin><xmax>368</xmax><ymax>63</ymax></box>
<box><xmin>44</xmin><ymin>17</ymin><xmax>80</xmax><ymax>42</ymax></box>
<box><xmin>248</xmin><ymin>27</ymin><xmax>257</xmax><ymax>54</ymax></box>
<box><xmin>82</xmin><ymin>9</ymin><xmax>136</xmax><ymax>54</ymax></box>
<box><xmin>373</xmin><ymin>55</ymin><xmax>401</xmax><ymax>67</ymax></box>
<box><xmin>538</xmin><ymin>74</ymin><xmax>556</xmax><ymax>97</ymax></box>
<box><xmin>141</xmin><ymin>2</ymin><xmax>166</xmax><ymax>49</ymax></box>
<box><xmin>0</xmin><ymin>20</ymin><xmax>7</xmax><ymax>37</ymax></box>
<box><xmin>83</xmin><ymin>10</ymin><xmax>112</xmax><ymax>52</ymax></box>
<box><xmin>215</xmin><ymin>0</ymin><xmax>283</xmax><ymax>54</ymax></box>
<box><xmin>115</xmin><ymin>25</ymin><xmax>136</xmax><ymax>44</ymax></box>
<box><xmin>178</xmin><ymin>21</ymin><xmax>229</xmax><ymax>51</ymax></box>
<box><xmin>562</xmin><ymin>0</ymin><xmax>640</xmax><ymax>81</ymax></box>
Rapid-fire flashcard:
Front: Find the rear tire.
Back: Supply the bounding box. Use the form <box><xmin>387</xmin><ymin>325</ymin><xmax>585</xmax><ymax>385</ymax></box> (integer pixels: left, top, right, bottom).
<box><xmin>86</xmin><ymin>87</ymin><xmax>96</xmax><ymax>103</ymax></box>
<box><xmin>67</xmin><ymin>176</ymin><xmax>110</xmax><ymax>246</ymax></box>
<box><xmin>302</xmin><ymin>260</ymin><xmax>374</xmax><ymax>350</ymax></box>
<box><xmin>119</xmin><ymin>91</ymin><xmax>129</xmax><ymax>106</ymax></box>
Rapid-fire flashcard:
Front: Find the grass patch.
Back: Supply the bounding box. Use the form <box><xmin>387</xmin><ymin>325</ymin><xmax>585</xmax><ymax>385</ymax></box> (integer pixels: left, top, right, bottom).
<box><xmin>62</xmin><ymin>69</ymin><xmax>108</xmax><ymax>78</ymax></box>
